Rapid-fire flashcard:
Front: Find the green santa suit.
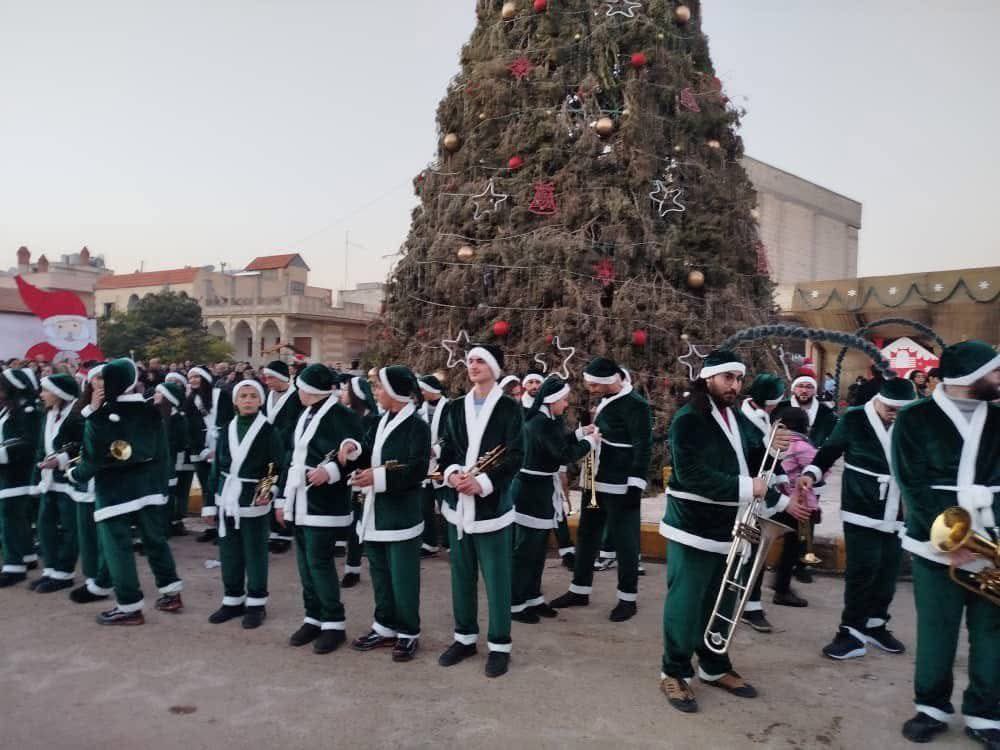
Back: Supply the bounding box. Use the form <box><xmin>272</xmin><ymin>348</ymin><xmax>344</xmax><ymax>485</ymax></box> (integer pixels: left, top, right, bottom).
<box><xmin>205</xmin><ymin>381</ymin><xmax>284</xmax><ymax>612</ymax></box>
<box><xmin>155</xmin><ymin>382</ymin><xmax>189</xmax><ymax>533</ymax></box>
<box><xmin>34</xmin><ymin>374</ymin><xmax>85</xmax><ymax>583</ymax></box>
<box><xmin>186</xmin><ymin>367</ymin><xmax>234</xmax><ymax>512</ymax></box>
<box><xmin>68</xmin><ymin>358</ymin><xmax>182</xmax><ymax>614</ymax></box>
<box><xmin>567</xmin><ymin>359</ymin><xmax>652</xmax><ymax>606</ymax></box>
<box><xmin>345</xmin><ymin>376</ymin><xmax>380</xmax><ymax>577</ymax></box>
<box><xmin>892</xmin><ymin>341</ymin><xmax>1000</xmax><ymax>732</ymax></box>
<box><xmin>803</xmin><ymin>378</ymin><xmax>916</xmax><ymax>641</ymax></box>
<box><xmin>418</xmin><ymin>375</ymin><xmax>450</xmax><ymax>554</ymax></box>
<box><xmin>354</xmin><ymin>367</ymin><xmax>431</xmax><ymax>640</ymax></box>
<box><xmin>0</xmin><ymin>368</ymin><xmax>44</xmax><ymax>580</ymax></box>
<box><xmin>262</xmin><ymin>361</ymin><xmax>304</xmax><ymax>545</ymax></box>
<box><xmin>279</xmin><ymin>365</ymin><xmax>363</xmax><ymax>634</ymax></box>
<box><xmin>660</xmin><ymin>351</ymin><xmax>788</xmax><ymax>682</ymax></box>
<box><xmin>511</xmin><ymin>377</ymin><xmax>596</xmax><ymax>613</ymax></box>
<box><xmin>439</xmin><ymin>348</ymin><xmax>524</xmax><ymax>655</ymax></box>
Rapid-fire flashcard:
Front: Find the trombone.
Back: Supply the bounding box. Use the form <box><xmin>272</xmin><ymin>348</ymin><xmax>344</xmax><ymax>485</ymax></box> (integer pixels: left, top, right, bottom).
<box><xmin>704</xmin><ymin>421</ymin><xmax>793</xmax><ymax>655</ymax></box>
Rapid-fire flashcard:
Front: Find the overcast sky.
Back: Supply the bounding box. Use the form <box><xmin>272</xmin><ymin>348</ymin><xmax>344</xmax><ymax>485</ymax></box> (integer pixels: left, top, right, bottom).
<box><xmin>1</xmin><ymin>1</ymin><xmax>997</xmax><ymax>292</ymax></box>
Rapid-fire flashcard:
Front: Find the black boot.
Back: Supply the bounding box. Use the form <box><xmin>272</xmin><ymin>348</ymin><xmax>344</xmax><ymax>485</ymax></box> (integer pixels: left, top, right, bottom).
<box><xmin>532</xmin><ymin>602</ymin><xmax>559</xmax><ymax>619</ymax></box>
<box><xmin>268</xmin><ymin>538</ymin><xmax>291</xmax><ymax>554</ymax></box>
<box><xmin>550</xmin><ymin>590</ymin><xmax>589</xmax><ymax>609</ymax></box>
<box><xmin>901</xmin><ymin>713</ymin><xmax>948</xmax><ymax>743</ymax></box>
<box><xmin>511</xmin><ymin>609</ymin><xmax>540</xmax><ymax>624</ymax></box>
<box><xmin>313</xmin><ymin>629</ymin><xmax>346</xmax><ymax>654</ymax></box>
<box><xmin>29</xmin><ymin>575</ymin><xmax>50</xmax><ymax>591</ymax></box>
<box><xmin>208</xmin><ymin>604</ymin><xmax>245</xmax><ymax>624</ymax></box>
<box><xmin>609</xmin><ymin>600</ymin><xmax>637</xmax><ymax>622</ymax></box>
<box><xmin>438</xmin><ymin>641</ymin><xmax>477</xmax><ymax>667</ymax></box>
<box><xmin>35</xmin><ymin>577</ymin><xmax>75</xmax><ymax>594</ymax></box>
<box><xmin>341</xmin><ymin>572</ymin><xmax>361</xmax><ymax>588</ymax></box>
<box><xmin>966</xmin><ymin>727</ymin><xmax>1000</xmax><ymax>749</ymax></box>
<box><xmin>773</xmin><ymin>588</ymin><xmax>808</xmax><ymax>607</ymax></box>
<box><xmin>485</xmin><ymin>651</ymin><xmax>510</xmax><ymax>678</ymax></box>
<box><xmin>242</xmin><ymin>606</ymin><xmax>266</xmax><ymax>629</ymax></box>
<box><xmin>0</xmin><ymin>572</ymin><xmax>27</xmax><ymax>588</ymax></box>
<box><xmin>561</xmin><ymin>552</ymin><xmax>576</xmax><ymax>570</ymax></box>
<box><xmin>289</xmin><ymin>622</ymin><xmax>321</xmax><ymax>647</ymax></box>
<box><xmin>196</xmin><ymin>527</ymin><xmax>217</xmax><ymax>543</ymax></box>
<box><xmin>70</xmin><ymin>584</ymin><xmax>110</xmax><ymax>603</ymax></box>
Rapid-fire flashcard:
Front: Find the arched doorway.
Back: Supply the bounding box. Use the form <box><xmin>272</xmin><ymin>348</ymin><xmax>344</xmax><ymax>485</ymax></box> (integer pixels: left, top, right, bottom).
<box><xmin>207</xmin><ymin>321</ymin><xmax>227</xmax><ymax>339</ymax></box>
<box><xmin>231</xmin><ymin>320</ymin><xmax>253</xmax><ymax>361</ymax></box>
<box><xmin>259</xmin><ymin>319</ymin><xmax>281</xmax><ymax>361</ymax></box>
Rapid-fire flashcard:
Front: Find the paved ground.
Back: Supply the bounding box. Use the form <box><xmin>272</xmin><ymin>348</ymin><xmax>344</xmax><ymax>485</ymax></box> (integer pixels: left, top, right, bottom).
<box><xmin>1</xmin><ymin>524</ymin><xmax>975</xmax><ymax>750</ymax></box>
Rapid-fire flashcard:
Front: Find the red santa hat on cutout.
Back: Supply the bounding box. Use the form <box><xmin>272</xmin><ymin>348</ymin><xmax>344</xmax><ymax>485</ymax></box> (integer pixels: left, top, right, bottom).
<box><xmin>15</xmin><ymin>275</ymin><xmax>87</xmax><ymax>324</ymax></box>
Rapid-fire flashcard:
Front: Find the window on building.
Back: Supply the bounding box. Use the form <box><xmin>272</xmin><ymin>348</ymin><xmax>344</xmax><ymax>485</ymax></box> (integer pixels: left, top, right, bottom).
<box><xmin>293</xmin><ymin>337</ymin><xmax>312</xmax><ymax>357</ymax></box>
<box><xmin>127</xmin><ymin>294</ymin><xmax>139</xmax><ymax>311</ymax></box>
<box><xmin>290</xmin><ymin>281</ymin><xmax>305</xmax><ymax>295</ymax></box>
<box><xmin>103</xmin><ymin>302</ymin><xmax>115</xmax><ymax>318</ymax></box>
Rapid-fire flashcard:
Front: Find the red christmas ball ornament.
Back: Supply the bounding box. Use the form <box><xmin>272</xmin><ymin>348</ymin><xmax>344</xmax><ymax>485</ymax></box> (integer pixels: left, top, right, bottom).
<box><xmin>533</xmin><ymin>0</ymin><xmax>547</xmax><ymax>11</ymax></box>
<box><xmin>493</xmin><ymin>320</ymin><xmax>510</xmax><ymax>337</ymax></box>
<box><xmin>417</xmin><ymin>327</ymin><xmax>428</xmax><ymax>339</ymax></box>
<box><xmin>630</xmin><ymin>52</ymin><xmax>648</xmax><ymax>69</ymax></box>
<box><xmin>508</xmin><ymin>155</ymin><xmax>524</xmax><ymax>170</ymax></box>
<box><xmin>631</xmin><ymin>329</ymin><xmax>648</xmax><ymax>347</ymax></box>
<box><xmin>545</xmin><ymin>333</ymin><xmax>554</xmax><ymax>344</ymax></box>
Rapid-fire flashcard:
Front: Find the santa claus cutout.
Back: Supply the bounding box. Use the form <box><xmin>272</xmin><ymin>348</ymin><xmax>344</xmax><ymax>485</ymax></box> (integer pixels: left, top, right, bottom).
<box><xmin>15</xmin><ymin>276</ymin><xmax>103</xmax><ymax>364</ymax></box>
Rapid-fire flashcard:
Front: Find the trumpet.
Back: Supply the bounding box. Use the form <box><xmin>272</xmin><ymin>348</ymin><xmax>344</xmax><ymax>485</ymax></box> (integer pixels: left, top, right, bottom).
<box><xmin>109</xmin><ymin>440</ymin><xmax>133</xmax><ymax>461</ymax></box>
<box><xmin>704</xmin><ymin>421</ymin><xmax>794</xmax><ymax>655</ymax></box>
<box><xmin>429</xmin><ymin>446</ymin><xmax>506</xmax><ymax>484</ymax></box>
<box><xmin>799</xmin><ymin>511</ymin><xmax>822</xmax><ymax>566</ymax></box>
<box><xmin>581</xmin><ymin>450</ymin><xmax>598</xmax><ymax>510</ymax></box>
<box><xmin>930</xmin><ymin>506</ymin><xmax>1000</xmax><ymax>606</ymax></box>
<box><xmin>40</xmin><ymin>441</ymin><xmax>80</xmax><ymax>468</ymax></box>
<box><xmin>253</xmin><ymin>463</ymin><xmax>278</xmax><ymax>506</ymax></box>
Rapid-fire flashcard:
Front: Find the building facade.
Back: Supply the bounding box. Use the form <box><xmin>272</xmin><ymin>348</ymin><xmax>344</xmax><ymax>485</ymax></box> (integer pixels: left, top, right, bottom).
<box><xmin>1</xmin><ymin>245</ymin><xmax>109</xmax><ymax>316</ymax></box>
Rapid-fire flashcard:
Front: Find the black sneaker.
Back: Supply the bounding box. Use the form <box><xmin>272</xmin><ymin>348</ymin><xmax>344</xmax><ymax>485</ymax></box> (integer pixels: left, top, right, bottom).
<box><xmin>155</xmin><ymin>593</ymin><xmax>184</xmax><ymax>613</ymax></box>
<box><xmin>561</xmin><ymin>552</ymin><xmax>575</xmax><ymax>570</ymax></box>
<box><xmin>660</xmin><ymin>676</ymin><xmax>698</xmax><ymax>713</ymax></box>
<box><xmin>550</xmin><ymin>591</ymin><xmax>589</xmax><ymax>609</ymax></box>
<box><xmin>773</xmin><ymin>589</ymin><xmax>808</xmax><ymax>607</ymax></box>
<box><xmin>268</xmin><ymin>538</ymin><xmax>291</xmax><ymax>554</ymax></box>
<box><xmin>70</xmin><ymin>585</ymin><xmax>110</xmax><ymax>603</ymax></box>
<box><xmin>35</xmin><ymin>577</ymin><xmax>74</xmax><ymax>594</ymax></box>
<box><xmin>532</xmin><ymin>602</ymin><xmax>559</xmax><ymax>619</ymax></box>
<box><xmin>438</xmin><ymin>641</ymin><xmax>477</xmax><ymax>667</ymax></box>
<box><xmin>741</xmin><ymin>610</ymin><xmax>773</xmax><ymax>633</ymax></box>
<box><xmin>242</xmin><ymin>606</ymin><xmax>266</xmax><ymax>630</ymax></box>
<box><xmin>609</xmin><ymin>601</ymin><xmax>637</xmax><ymax>622</ymax></box>
<box><xmin>289</xmin><ymin>622</ymin><xmax>321</xmax><ymax>647</ymax></box>
<box><xmin>392</xmin><ymin>637</ymin><xmax>419</xmax><ymax>662</ymax></box>
<box><xmin>420</xmin><ymin>546</ymin><xmax>439</xmax><ymax>559</ymax></box>
<box><xmin>512</xmin><ymin>609</ymin><xmax>540</xmax><ymax>624</ymax></box>
<box><xmin>208</xmin><ymin>604</ymin><xmax>245</xmax><ymax>624</ymax></box>
<box><xmin>793</xmin><ymin>567</ymin><xmax>813</xmax><ymax>584</ymax></box>
<box><xmin>822</xmin><ymin>627</ymin><xmax>867</xmax><ymax>660</ymax></box>
<box><xmin>901</xmin><ymin>712</ymin><xmax>948</xmax><ymax>743</ymax></box>
<box><xmin>313</xmin><ymin>629</ymin><xmax>346</xmax><ymax>654</ymax></box>
<box><xmin>966</xmin><ymin>726</ymin><xmax>1000</xmax><ymax>749</ymax></box>
<box><xmin>0</xmin><ymin>572</ymin><xmax>27</xmax><ymax>588</ymax></box>
<box><xmin>352</xmin><ymin>630</ymin><xmax>396</xmax><ymax>651</ymax></box>
<box><xmin>29</xmin><ymin>575</ymin><xmax>50</xmax><ymax>591</ymax></box>
<box><xmin>485</xmin><ymin>651</ymin><xmax>509</xmax><ymax>678</ymax></box>
<box><xmin>341</xmin><ymin>572</ymin><xmax>361</xmax><ymax>588</ymax></box>
<box><xmin>865</xmin><ymin>625</ymin><xmax>905</xmax><ymax>654</ymax></box>
<box><xmin>96</xmin><ymin>607</ymin><xmax>145</xmax><ymax>626</ymax></box>
<box><xmin>196</xmin><ymin>528</ymin><xmax>217</xmax><ymax>543</ymax></box>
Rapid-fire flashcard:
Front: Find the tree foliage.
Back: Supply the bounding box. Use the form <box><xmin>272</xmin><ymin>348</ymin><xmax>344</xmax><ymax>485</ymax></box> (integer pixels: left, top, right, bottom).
<box><xmin>99</xmin><ymin>291</ymin><xmax>232</xmax><ymax>362</ymax></box>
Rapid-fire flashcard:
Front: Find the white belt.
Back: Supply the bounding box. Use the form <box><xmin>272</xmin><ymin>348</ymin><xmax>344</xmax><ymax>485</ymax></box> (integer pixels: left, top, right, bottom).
<box><xmin>930</xmin><ymin>484</ymin><xmax>999</xmax><ymax>536</ymax></box>
<box><xmin>845</xmin><ymin>462</ymin><xmax>902</xmax><ymax>527</ymax></box>
<box><xmin>217</xmin><ymin>471</ymin><xmax>258</xmax><ymax>538</ymax></box>
<box><xmin>667</xmin><ymin>490</ymin><xmax>740</xmax><ymax>508</ymax></box>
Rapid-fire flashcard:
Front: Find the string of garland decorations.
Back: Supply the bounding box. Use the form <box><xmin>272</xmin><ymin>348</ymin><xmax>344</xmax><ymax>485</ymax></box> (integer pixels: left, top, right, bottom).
<box><xmin>832</xmin><ymin>318</ymin><xmax>945</xmax><ymax>398</ymax></box>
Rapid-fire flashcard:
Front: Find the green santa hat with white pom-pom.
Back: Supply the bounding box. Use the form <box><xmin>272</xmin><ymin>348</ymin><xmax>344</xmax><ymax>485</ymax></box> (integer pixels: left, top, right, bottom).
<box><xmin>699</xmin><ymin>350</ymin><xmax>746</xmax><ymax>379</ymax></box>
<box><xmin>526</xmin><ymin>375</ymin><xmax>571</xmax><ymax>419</ymax></box>
<box><xmin>378</xmin><ymin>365</ymin><xmax>422</xmax><ymax>404</ymax></box>
<box><xmin>41</xmin><ymin>372</ymin><xmax>81</xmax><ymax>402</ymax></box>
<box><xmin>746</xmin><ymin>373</ymin><xmax>785</xmax><ymax>406</ymax></box>
<box><xmin>297</xmin><ymin>363</ymin><xmax>336</xmax><ymax>395</ymax></box>
<box><xmin>939</xmin><ymin>340</ymin><xmax>999</xmax><ymax>386</ymax></box>
<box><xmin>876</xmin><ymin>377</ymin><xmax>917</xmax><ymax>407</ymax></box>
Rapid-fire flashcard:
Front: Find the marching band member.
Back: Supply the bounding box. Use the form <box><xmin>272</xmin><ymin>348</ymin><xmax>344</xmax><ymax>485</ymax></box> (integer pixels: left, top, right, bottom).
<box><xmin>67</xmin><ymin>358</ymin><xmax>183</xmax><ymax>625</ymax></box>
<box><xmin>341</xmin><ymin>375</ymin><xmax>379</xmax><ymax>587</ymax></box>
<box><xmin>204</xmin><ymin>380</ymin><xmax>284</xmax><ymax>630</ymax></box>
<box><xmin>0</xmin><ymin>367</ymin><xmax>43</xmax><ymax>587</ymax></box>
<box><xmin>261</xmin><ymin>360</ymin><xmax>303</xmax><ymax>554</ymax></box>
<box><xmin>799</xmin><ymin>378</ymin><xmax>916</xmax><ymax>660</ymax></box>
<box><xmin>348</xmin><ymin>366</ymin><xmax>431</xmax><ymax>662</ymax></box>
<box><xmin>153</xmin><ymin>381</ymin><xmax>189</xmax><ymax>537</ymax></box>
<box><xmin>658</xmin><ymin>350</ymin><xmax>799</xmax><ymax>713</ymax></box>
<box><xmin>739</xmin><ymin>373</ymin><xmax>786</xmax><ymax>633</ymax></box>
<box><xmin>892</xmin><ymin>341</ymin><xmax>999</xmax><ymax>746</ymax></box>
<box><xmin>276</xmin><ymin>363</ymin><xmax>363</xmax><ymax>655</ymax></box>
<box><xmin>437</xmin><ymin>344</ymin><xmax>524</xmax><ymax>678</ymax></box>
<box><xmin>417</xmin><ymin>374</ymin><xmax>450</xmax><ymax>558</ymax></box>
<box><xmin>551</xmin><ymin>357</ymin><xmax>652</xmax><ymax>623</ymax></box>
<box><xmin>32</xmin><ymin>373</ymin><xmax>84</xmax><ymax>592</ymax></box>
<box><xmin>510</xmin><ymin>375</ymin><xmax>597</xmax><ymax>623</ymax></box>
<box><xmin>186</xmin><ymin>365</ymin><xmax>234</xmax><ymax>544</ymax></box>
<box><xmin>164</xmin><ymin>371</ymin><xmax>194</xmax><ymax>536</ymax></box>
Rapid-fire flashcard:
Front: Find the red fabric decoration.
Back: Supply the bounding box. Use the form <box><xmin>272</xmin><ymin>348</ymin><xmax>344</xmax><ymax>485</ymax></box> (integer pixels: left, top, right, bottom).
<box><xmin>630</xmin><ymin>52</ymin><xmax>647</xmax><ymax>68</ymax></box>
<box><xmin>545</xmin><ymin>334</ymin><xmax>554</xmax><ymax>344</ymax></box>
<box><xmin>508</xmin><ymin>57</ymin><xmax>534</xmax><ymax>81</ymax></box>
<box><xmin>533</xmin><ymin>0</ymin><xmax>547</xmax><ymax>11</ymax></box>
<box><xmin>631</xmin><ymin>329</ymin><xmax>648</xmax><ymax>347</ymax></box>
<box><xmin>493</xmin><ymin>320</ymin><xmax>510</xmax><ymax>337</ymax></box>
<box><xmin>679</xmin><ymin>87</ymin><xmax>700</xmax><ymax>113</ymax></box>
<box><xmin>594</xmin><ymin>258</ymin><xmax>615</xmax><ymax>287</ymax></box>
<box><xmin>528</xmin><ymin>181</ymin><xmax>558</xmax><ymax>215</ymax></box>
<box><xmin>508</xmin><ymin>155</ymin><xmax>524</xmax><ymax>170</ymax></box>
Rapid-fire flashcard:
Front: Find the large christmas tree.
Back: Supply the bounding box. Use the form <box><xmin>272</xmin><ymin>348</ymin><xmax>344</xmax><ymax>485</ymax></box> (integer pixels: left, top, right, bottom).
<box><xmin>372</xmin><ymin>0</ymin><xmax>773</xmax><ymax>400</ymax></box>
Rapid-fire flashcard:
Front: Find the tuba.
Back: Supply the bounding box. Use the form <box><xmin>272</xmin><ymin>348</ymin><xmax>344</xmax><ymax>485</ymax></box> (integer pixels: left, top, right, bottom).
<box><xmin>930</xmin><ymin>506</ymin><xmax>1000</xmax><ymax>606</ymax></box>
<box><xmin>704</xmin><ymin>421</ymin><xmax>794</xmax><ymax>655</ymax></box>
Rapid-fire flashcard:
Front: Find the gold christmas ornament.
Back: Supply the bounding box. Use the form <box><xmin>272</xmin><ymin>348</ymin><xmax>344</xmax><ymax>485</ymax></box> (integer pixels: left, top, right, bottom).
<box><xmin>622</xmin><ymin>107</ymin><xmax>631</xmax><ymax>117</ymax></box>
<box><xmin>502</xmin><ymin>1</ymin><xmax>517</xmax><ymax>20</ymax></box>
<box><xmin>456</xmin><ymin>245</ymin><xmax>475</xmax><ymax>261</ymax></box>
<box><xmin>479</xmin><ymin>112</ymin><xmax>487</xmax><ymax>120</ymax></box>
<box><xmin>595</xmin><ymin>116</ymin><xmax>615</xmax><ymax>137</ymax></box>
<box><xmin>686</xmin><ymin>269</ymin><xmax>705</xmax><ymax>289</ymax></box>
<box><xmin>657</xmin><ymin>32</ymin><xmax>665</xmax><ymax>40</ymax></box>
<box><xmin>675</xmin><ymin>5</ymin><xmax>692</xmax><ymax>23</ymax></box>
<box><xmin>750</xmin><ymin>207</ymin><xmax>761</xmax><ymax>221</ymax></box>
<box><xmin>673</xmin><ymin>144</ymin><xmax>684</xmax><ymax>153</ymax></box>
<box><xmin>574</xmin><ymin>33</ymin><xmax>582</xmax><ymax>41</ymax></box>
<box><xmin>443</xmin><ymin>132</ymin><xmax>461</xmax><ymax>152</ymax></box>
<box><xmin>706</xmin><ymin>139</ymin><xmax>722</xmax><ymax>150</ymax></box>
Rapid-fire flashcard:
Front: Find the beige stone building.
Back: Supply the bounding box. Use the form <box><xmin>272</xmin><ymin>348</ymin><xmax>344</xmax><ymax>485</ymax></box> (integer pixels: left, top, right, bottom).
<box><xmin>1</xmin><ymin>245</ymin><xmax>109</xmax><ymax>315</ymax></box>
<box><xmin>95</xmin><ymin>253</ymin><xmax>380</xmax><ymax>366</ymax></box>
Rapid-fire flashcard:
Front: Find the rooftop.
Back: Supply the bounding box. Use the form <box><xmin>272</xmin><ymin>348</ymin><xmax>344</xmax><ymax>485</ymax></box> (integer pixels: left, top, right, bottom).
<box><xmin>95</xmin><ymin>267</ymin><xmax>204</xmax><ymax>290</ymax></box>
<box><xmin>244</xmin><ymin>253</ymin><xmax>308</xmax><ymax>272</ymax></box>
